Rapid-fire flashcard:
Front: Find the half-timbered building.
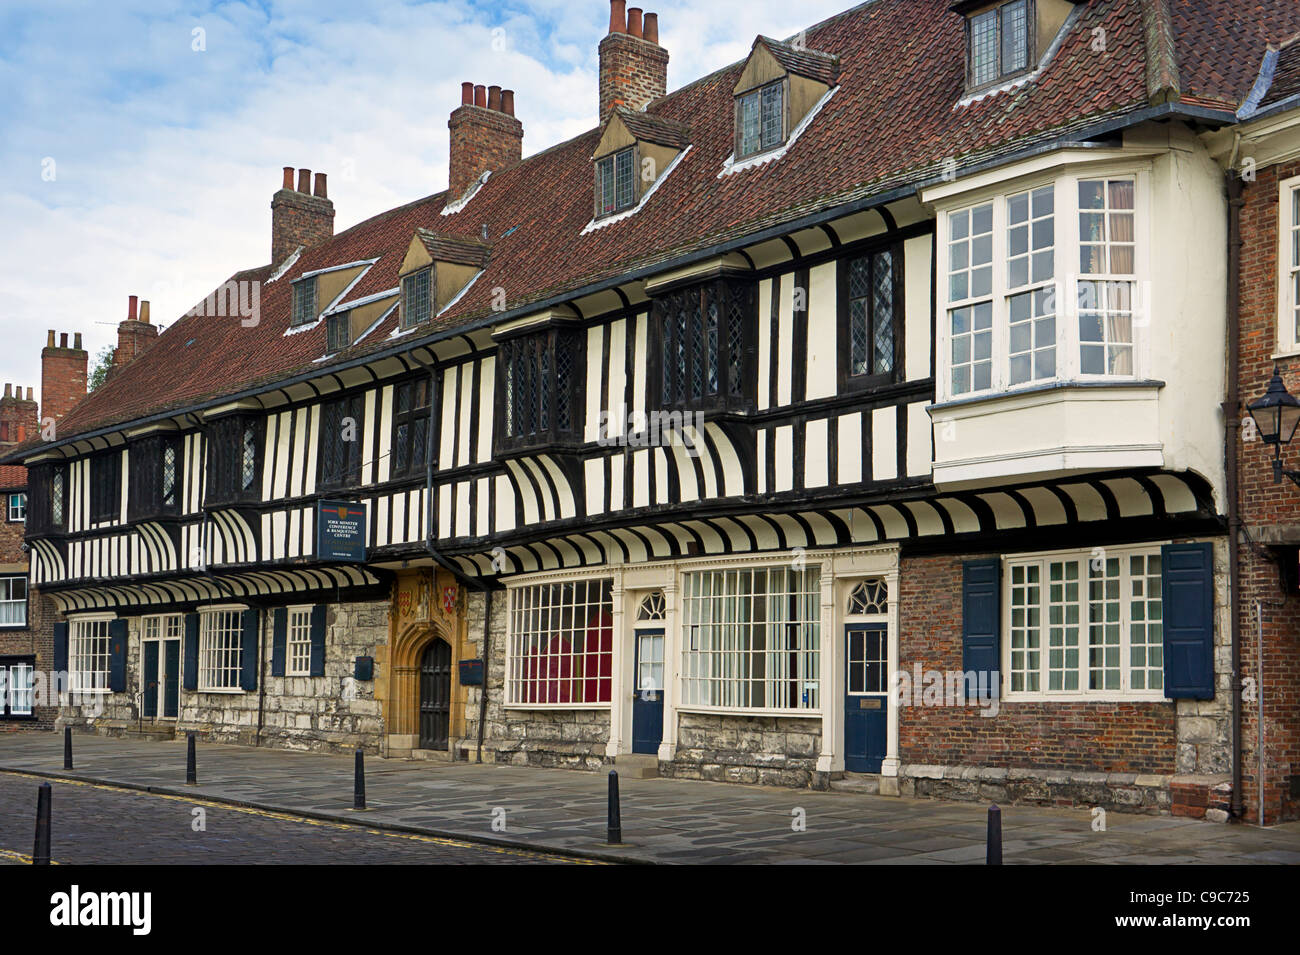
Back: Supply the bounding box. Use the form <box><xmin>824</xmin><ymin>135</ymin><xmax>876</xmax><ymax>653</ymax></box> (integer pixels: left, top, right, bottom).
<box><xmin>9</xmin><ymin>0</ymin><xmax>1300</xmax><ymax>817</ymax></box>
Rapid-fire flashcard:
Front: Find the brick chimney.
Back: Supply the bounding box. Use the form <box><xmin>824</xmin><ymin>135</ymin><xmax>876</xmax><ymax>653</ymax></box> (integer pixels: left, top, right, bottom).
<box><xmin>271</xmin><ymin>166</ymin><xmax>335</xmax><ymax>267</ymax></box>
<box><xmin>0</xmin><ymin>383</ymin><xmax>38</xmax><ymax>446</ymax></box>
<box><xmin>447</xmin><ymin>82</ymin><xmax>523</xmax><ymax>200</ymax></box>
<box><xmin>41</xmin><ymin>330</ymin><xmax>88</xmax><ymax>428</ymax></box>
<box><xmin>113</xmin><ymin>294</ymin><xmax>159</xmax><ymax>372</ymax></box>
<box><xmin>599</xmin><ymin>2</ymin><xmax>668</xmax><ymax>124</ymax></box>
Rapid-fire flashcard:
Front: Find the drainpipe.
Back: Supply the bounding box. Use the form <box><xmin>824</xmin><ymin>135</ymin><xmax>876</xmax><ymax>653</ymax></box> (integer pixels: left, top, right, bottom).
<box><xmin>1225</xmin><ymin>169</ymin><xmax>1245</xmax><ymax>819</ymax></box>
<box><xmin>411</xmin><ymin>352</ymin><xmax>497</xmax><ymax>762</ymax></box>
<box><xmin>1255</xmin><ymin>601</ymin><xmax>1265</xmax><ymax>826</ymax></box>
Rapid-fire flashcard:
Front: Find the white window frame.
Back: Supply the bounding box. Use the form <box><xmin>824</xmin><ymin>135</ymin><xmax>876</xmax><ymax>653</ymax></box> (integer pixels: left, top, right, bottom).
<box><xmin>198</xmin><ymin>605</ymin><xmax>246</xmax><ymax>693</ymax></box>
<box><xmin>286</xmin><ymin>605</ymin><xmax>313</xmax><ymax>677</ymax></box>
<box><xmin>1276</xmin><ymin>174</ymin><xmax>1300</xmax><ymax>356</ymax></box>
<box><xmin>936</xmin><ymin>165</ymin><xmax>1151</xmax><ymax>403</ymax></box>
<box><xmin>0</xmin><ymin>575</ymin><xmax>26</xmax><ymax>627</ymax></box>
<box><xmin>1002</xmin><ymin>543</ymin><xmax>1168</xmax><ymax>702</ymax></box>
<box><xmin>68</xmin><ymin>614</ymin><xmax>115</xmax><ymax>694</ymax></box>
<box><xmin>678</xmin><ymin>562</ymin><xmax>822</xmax><ymax>715</ymax></box>
<box><xmin>7</xmin><ymin>661</ymin><xmax>34</xmax><ymax>716</ymax></box>
<box><xmin>504</xmin><ymin>576</ymin><xmax>614</xmax><ymax>709</ymax></box>
<box><xmin>7</xmin><ymin>493</ymin><xmax>25</xmax><ymax>523</ymax></box>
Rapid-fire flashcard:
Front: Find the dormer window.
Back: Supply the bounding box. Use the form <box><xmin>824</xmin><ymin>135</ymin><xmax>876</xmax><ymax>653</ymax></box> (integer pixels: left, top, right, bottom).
<box><xmin>398</xmin><ymin>229</ymin><xmax>489</xmax><ymax>329</ymax></box>
<box><xmin>326</xmin><ymin>312</ymin><xmax>351</xmax><ymax>355</ymax></box>
<box><xmin>596</xmin><ymin>148</ymin><xmax>636</xmax><ymax>217</ymax></box>
<box><xmin>590</xmin><ymin>110</ymin><xmax>690</xmax><ymax>223</ymax></box>
<box><xmin>291</xmin><ymin>277</ymin><xmax>318</xmax><ymax>327</ymax></box>
<box><xmin>737</xmin><ymin>80</ymin><xmax>784</xmax><ymax>158</ymax></box>
<box><xmin>401</xmin><ymin>268</ymin><xmax>433</xmax><ymax>329</ymax></box>
<box><xmin>971</xmin><ymin>0</ymin><xmax>1031</xmax><ymax>87</ymax></box>
<box><xmin>730</xmin><ymin>37</ymin><xmax>839</xmax><ymax>169</ymax></box>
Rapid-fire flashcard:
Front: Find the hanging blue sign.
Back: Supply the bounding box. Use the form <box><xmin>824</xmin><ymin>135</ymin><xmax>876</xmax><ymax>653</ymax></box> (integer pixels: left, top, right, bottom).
<box><xmin>317</xmin><ymin>500</ymin><xmax>367</xmax><ymax>562</ymax></box>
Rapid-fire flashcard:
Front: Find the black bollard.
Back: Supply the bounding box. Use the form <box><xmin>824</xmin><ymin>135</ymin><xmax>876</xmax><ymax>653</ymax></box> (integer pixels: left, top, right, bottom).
<box><xmin>63</xmin><ymin>727</ymin><xmax>72</xmax><ymax>770</ymax></box>
<box><xmin>986</xmin><ymin>803</ymin><xmax>1003</xmax><ymax>865</ymax></box>
<box><xmin>186</xmin><ymin>732</ymin><xmax>197</xmax><ymax>785</ymax></box>
<box><xmin>353</xmin><ymin>749</ymin><xmax>366</xmax><ymax>810</ymax></box>
<box><xmin>607</xmin><ymin>770</ymin><xmax>622</xmax><ymax>844</ymax></box>
<box><xmin>33</xmin><ymin>783</ymin><xmax>51</xmax><ymax>865</ymax></box>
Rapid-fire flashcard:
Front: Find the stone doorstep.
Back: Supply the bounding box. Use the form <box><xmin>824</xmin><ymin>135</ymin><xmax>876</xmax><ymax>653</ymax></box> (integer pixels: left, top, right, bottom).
<box><xmin>612</xmin><ymin>754</ymin><xmax>660</xmax><ymax>779</ymax></box>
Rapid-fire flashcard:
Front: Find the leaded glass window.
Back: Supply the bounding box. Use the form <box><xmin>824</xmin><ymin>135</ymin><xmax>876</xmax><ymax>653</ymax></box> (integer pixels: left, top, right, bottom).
<box><xmin>291</xmin><ymin>278</ymin><xmax>317</xmax><ymax>327</ymax></box>
<box><xmin>843</xmin><ymin>245</ymin><xmax>899</xmax><ymax>385</ymax></box>
<box><xmin>655</xmin><ymin>277</ymin><xmax>754</xmax><ymax>411</ymax></box>
<box><xmin>968</xmin><ymin>0</ymin><xmax>1033</xmax><ymax>91</ymax></box>
<box><xmin>498</xmin><ymin>327</ymin><xmax>584</xmax><ymax>451</ymax></box>
<box><xmin>391</xmin><ymin>377</ymin><xmax>432</xmax><ymax>478</ymax></box>
<box><xmin>595</xmin><ymin>147</ymin><xmax>637</xmax><ymax>218</ymax></box>
<box><xmin>737</xmin><ymin>81</ymin><xmax>784</xmax><ymax>158</ymax></box>
<box><xmin>402</xmin><ymin>268</ymin><xmax>432</xmax><ymax>329</ymax></box>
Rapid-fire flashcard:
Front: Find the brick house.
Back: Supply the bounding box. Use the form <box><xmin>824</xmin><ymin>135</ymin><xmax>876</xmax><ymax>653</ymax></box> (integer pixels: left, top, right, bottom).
<box><xmin>5</xmin><ymin>0</ymin><xmax>1300</xmax><ymax>821</ymax></box>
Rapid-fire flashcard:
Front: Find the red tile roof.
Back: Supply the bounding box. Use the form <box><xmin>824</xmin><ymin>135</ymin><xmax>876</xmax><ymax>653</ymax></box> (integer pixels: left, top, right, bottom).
<box><xmin>24</xmin><ymin>0</ymin><xmax>1294</xmax><ymax>451</ymax></box>
<box><xmin>0</xmin><ymin>464</ymin><xmax>26</xmax><ymax>490</ymax></box>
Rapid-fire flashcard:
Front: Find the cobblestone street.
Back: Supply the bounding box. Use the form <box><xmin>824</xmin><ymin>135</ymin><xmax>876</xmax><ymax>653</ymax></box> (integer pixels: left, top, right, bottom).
<box><xmin>0</xmin><ymin>772</ymin><xmax>582</xmax><ymax>865</ymax></box>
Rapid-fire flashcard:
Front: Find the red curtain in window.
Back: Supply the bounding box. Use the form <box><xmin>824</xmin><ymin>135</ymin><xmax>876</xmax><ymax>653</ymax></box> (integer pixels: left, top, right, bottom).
<box><xmin>583</xmin><ymin>611</ymin><xmax>613</xmax><ymax>703</ymax></box>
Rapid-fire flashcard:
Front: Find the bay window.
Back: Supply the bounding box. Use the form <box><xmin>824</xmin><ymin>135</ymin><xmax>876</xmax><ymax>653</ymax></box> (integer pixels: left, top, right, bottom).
<box><xmin>1006</xmin><ymin>546</ymin><xmax>1164</xmax><ymax>699</ymax></box>
<box><xmin>497</xmin><ymin>326</ymin><xmax>584</xmax><ymax>453</ymax></box>
<box><xmin>506</xmin><ymin>578</ymin><xmax>613</xmax><ymax>706</ymax></box>
<box><xmin>941</xmin><ymin>172</ymin><xmax>1143</xmax><ymax>400</ymax></box>
<box><xmin>680</xmin><ymin>564</ymin><xmax>821</xmax><ymax>712</ymax></box>
<box><xmin>653</xmin><ymin>276</ymin><xmax>755</xmax><ymax>412</ymax></box>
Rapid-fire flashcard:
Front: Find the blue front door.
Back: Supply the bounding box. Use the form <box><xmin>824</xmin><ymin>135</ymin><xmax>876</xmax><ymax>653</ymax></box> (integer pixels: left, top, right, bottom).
<box><xmin>162</xmin><ymin>639</ymin><xmax>180</xmax><ymax>719</ymax></box>
<box><xmin>844</xmin><ymin>624</ymin><xmax>887</xmax><ymax>773</ymax></box>
<box><xmin>631</xmin><ymin>628</ymin><xmax>664</xmax><ymax>755</ymax></box>
<box><xmin>142</xmin><ymin>641</ymin><xmax>159</xmax><ymax>719</ymax></box>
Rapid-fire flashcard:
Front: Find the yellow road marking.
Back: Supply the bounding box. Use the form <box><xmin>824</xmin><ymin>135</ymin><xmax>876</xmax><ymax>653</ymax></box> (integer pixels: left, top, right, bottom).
<box><xmin>0</xmin><ymin>770</ymin><xmax>602</xmax><ymax>864</ymax></box>
<box><xmin>0</xmin><ymin>846</ymin><xmax>58</xmax><ymax>865</ymax></box>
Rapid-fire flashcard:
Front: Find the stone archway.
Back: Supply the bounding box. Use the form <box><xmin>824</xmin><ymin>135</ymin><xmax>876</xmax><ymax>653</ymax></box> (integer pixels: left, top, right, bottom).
<box><xmin>379</xmin><ymin>568</ymin><xmax>468</xmax><ymax>758</ymax></box>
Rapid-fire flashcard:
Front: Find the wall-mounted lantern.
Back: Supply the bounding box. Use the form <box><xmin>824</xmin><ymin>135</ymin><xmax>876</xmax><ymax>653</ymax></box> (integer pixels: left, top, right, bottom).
<box><xmin>1247</xmin><ymin>368</ymin><xmax>1300</xmax><ymax>486</ymax></box>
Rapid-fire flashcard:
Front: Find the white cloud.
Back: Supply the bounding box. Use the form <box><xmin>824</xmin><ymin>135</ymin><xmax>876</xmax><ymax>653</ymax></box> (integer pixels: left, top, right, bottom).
<box><xmin>0</xmin><ymin>0</ymin><xmax>850</xmax><ymax>405</ymax></box>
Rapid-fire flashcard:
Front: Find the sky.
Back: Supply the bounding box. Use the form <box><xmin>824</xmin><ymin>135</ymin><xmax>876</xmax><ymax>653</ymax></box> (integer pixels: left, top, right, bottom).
<box><xmin>0</xmin><ymin>0</ymin><xmax>852</xmax><ymax>407</ymax></box>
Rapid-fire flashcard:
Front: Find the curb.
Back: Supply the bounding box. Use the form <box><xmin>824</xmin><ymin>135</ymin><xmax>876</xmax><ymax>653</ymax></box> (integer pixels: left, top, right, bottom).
<box><xmin>0</xmin><ymin>765</ymin><xmax>656</xmax><ymax>866</ymax></box>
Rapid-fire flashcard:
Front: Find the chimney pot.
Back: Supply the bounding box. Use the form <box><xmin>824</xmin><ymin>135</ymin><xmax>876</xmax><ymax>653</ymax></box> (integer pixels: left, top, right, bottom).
<box><xmin>628</xmin><ymin>7</ymin><xmax>643</xmax><ymax>38</ymax></box>
<box><xmin>461</xmin><ymin>81</ymin><xmax>475</xmax><ymax>105</ymax></box>
<box><xmin>59</xmin><ymin>333</ymin><xmax>68</xmax><ymax>348</ymax></box>
<box><xmin>26</xmin><ymin>387</ymin><xmax>33</xmax><ymax>401</ymax></box>
<box><xmin>297</xmin><ymin>168</ymin><xmax>311</xmax><ymax>193</ymax></box>
<box><xmin>609</xmin><ymin>0</ymin><xmax>626</xmax><ymax>34</ymax></box>
<box><xmin>46</xmin><ymin>330</ymin><xmax>54</xmax><ymax>348</ymax></box>
<box><xmin>140</xmin><ymin>301</ymin><xmax>151</xmax><ymax>324</ymax></box>
<box><xmin>282</xmin><ymin>166</ymin><xmax>294</xmax><ymax>189</ymax></box>
<box><xmin>128</xmin><ymin>294</ymin><xmax>138</xmax><ymax>322</ymax></box>
<box><xmin>501</xmin><ymin>89</ymin><xmax>515</xmax><ymax>116</ymax></box>
<box><xmin>74</xmin><ymin>333</ymin><xmax>82</xmax><ymax>349</ymax></box>
<box><xmin>644</xmin><ymin>12</ymin><xmax>659</xmax><ymax>44</ymax></box>
<box><xmin>474</xmin><ymin>84</ymin><xmax>487</xmax><ymax>108</ymax></box>
<box><xmin>4</xmin><ymin>385</ymin><xmax>11</xmax><ymax>398</ymax></box>
<box><xmin>314</xmin><ymin>172</ymin><xmax>328</xmax><ymax>198</ymax></box>
<box><xmin>488</xmin><ymin>85</ymin><xmax>502</xmax><ymax>111</ymax></box>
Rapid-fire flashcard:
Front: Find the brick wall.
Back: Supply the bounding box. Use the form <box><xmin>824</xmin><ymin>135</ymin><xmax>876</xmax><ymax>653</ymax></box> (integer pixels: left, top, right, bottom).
<box><xmin>270</xmin><ymin>187</ymin><xmax>334</xmax><ymax>267</ymax></box>
<box><xmin>40</xmin><ymin>332</ymin><xmax>87</xmax><ymax>428</ymax></box>
<box><xmin>598</xmin><ymin>31</ymin><xmax>668</xmax><ymax>124</ymax></box>
<box><xmin>447</xmin><ymin>105</ymin><xmax>523</xmax><ymax>200</ymax></box>
<box><xmin>1234</xmin><ymin>158</ymin><xmax>1300</xmax><ymax>824</ymax></box>
<box><xmin>898</xmin><ymin>552</ymin><xmax>1179</xmax><ymax>775</ymax></box>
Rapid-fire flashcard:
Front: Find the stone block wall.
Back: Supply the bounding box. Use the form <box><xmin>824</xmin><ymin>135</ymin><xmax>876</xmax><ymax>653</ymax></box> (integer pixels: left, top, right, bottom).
<box><xmin>462</xmin><ymin>589</ymin><xmax>612</xmax><ymax>770</ymax></box>
<box><xmin>662</xmin><ymin>713</ymin><xmax>821</xmax><ymax>788</ymax></box>
<box><xmin>59</xmin><ymin>599</ymin><xmax>387</xmax><ymax>754</ymax></box>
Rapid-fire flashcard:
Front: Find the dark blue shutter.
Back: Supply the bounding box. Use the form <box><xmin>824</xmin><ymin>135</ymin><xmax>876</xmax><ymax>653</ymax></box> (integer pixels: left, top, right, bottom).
<box><xmin>53</xmin><ymin>621</ymin><xmax>68</xmax><ymax>676</ymax></box>
<box><xmin>182</xmin><ymin>613</ymin><xmax>199</xmax><ymax>690</ymax></box>
<box><xmin>239</xmin><ymin>609</ymin><xmax>259</xmax><ymax>691</ymax></box>
<box><xmin>309</xmin><ymin>605</ymin><xmax>327</xmax><ymax>677</ymax></box>
<box><xmin>271</xmin><ymin>608</ymin><xmax>287</xmax><ymax>678</ymax></box>
<box><xmin>962</xmin><ymin>559</ymin><xmax>1001</xmax><ymax>697</ymax></box>
<box><xmin>108</xmin><ymin>619</ymin><xmax>128</xmax><ymax>693</ymax></box>
<box><xmin>1162</xmin><ymin>542</ymin><xmax>1215</xmax><ymax>699</ymax></box>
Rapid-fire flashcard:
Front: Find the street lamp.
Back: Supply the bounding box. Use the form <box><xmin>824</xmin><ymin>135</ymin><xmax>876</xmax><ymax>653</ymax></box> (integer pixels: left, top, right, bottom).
<box><xmin>1247</xmin><ymin>367</ymin><xmax>1300</xmax><ymax>485</ymax></box>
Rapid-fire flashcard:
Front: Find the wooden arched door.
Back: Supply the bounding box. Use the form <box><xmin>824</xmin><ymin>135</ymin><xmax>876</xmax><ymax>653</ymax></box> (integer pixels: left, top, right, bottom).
<box><xmin>418</xmin><ymin>638</ymin><xmax>452</xmax><ymax>751</ymax></box>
